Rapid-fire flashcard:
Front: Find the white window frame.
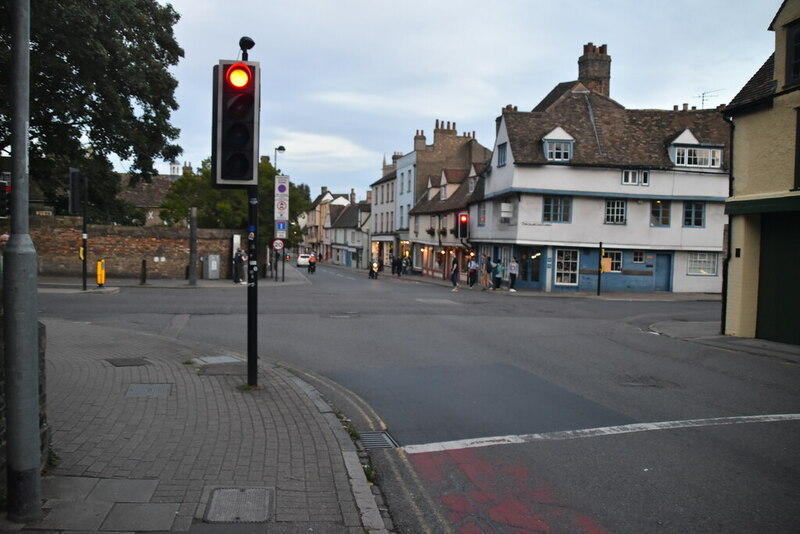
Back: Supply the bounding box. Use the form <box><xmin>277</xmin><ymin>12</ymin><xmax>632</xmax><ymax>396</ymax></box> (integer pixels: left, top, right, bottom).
<box><xmin>622</xmin><ymin>169</ymin><xmax>638</xmax><ymax>185</ymax></box>
<box><xmin>605</xmin><ymin>250</ymin><xmax>622</xmax><ymax>272</ymax></box>
<box><xmin>687</xmin><ymin>252</ymin><xmax>718</xmax><ymax>276</ymax></box>
<box><xmin>674</xmin><ymin>147</ymin><xmax>722</xmax><ymax>168</ymax></box>
<box><xmin>478</xmin><ymin>203</ymin><xmax>486</xmax><ymax>227</ymax></box>
<box><xmin>555</xmin><ymin>249</ymin><xmax>579</xmax><ymax>286</ymax></box>
<box><xmin>605</xmin><ymin>199</ymin><xmax>627</xmax><ymax>225</ymax></box>
<box><xmin>683</xmin><ymin>201</ymin><xmax>705</xmax><ymax>228</ymax></box>
<box><xmin>545</xmin><ymin>140</ymin><xmax>572</xmax><ymax>162</ymax></box>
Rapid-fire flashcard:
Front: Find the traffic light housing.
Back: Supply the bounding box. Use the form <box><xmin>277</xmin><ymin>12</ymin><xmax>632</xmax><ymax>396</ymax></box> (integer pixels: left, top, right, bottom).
<box><xmin>0</xmin><ymin>180</ymin><xmax>9</xmax><ymax>218</ymax></box>
<box><xmin>212</xmin><ymin>60</ymin><xmax>260</xmax><ymax>188</ymax></box>
<box><xmin>457</xmin><ymin>212</ymin><xmax>469</xmax><ymax>238</ymax></box>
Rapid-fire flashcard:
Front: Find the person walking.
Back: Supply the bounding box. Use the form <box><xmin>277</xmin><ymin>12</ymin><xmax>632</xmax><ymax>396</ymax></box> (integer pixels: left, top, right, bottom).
<box><xmin>233</xmin><ymin>248</ymin><xmax>247</xmax><ymax>284</ymax></box>
<box><xmin>508</xmin><ymin>257</ymin><xmax>519</xmax><ymax>292</ymax></box>
<box><xmin>450</xmin><ymin>256</ymin><xmax>460</xmax><ymax>291</ymax></box>
<box><xmin>480</xmin><ymin>254</ymin><xmax>493</xmax><ymax>290</ymax></box>
<box><xmin>467</xmin><ymin>256</ymin><xmax>479</xmax><ymax>288</ymax></box>
<box><xmin>493</xmin><ymin>258</ymin><xmax>504</xmax><ymax>290</ymax></box>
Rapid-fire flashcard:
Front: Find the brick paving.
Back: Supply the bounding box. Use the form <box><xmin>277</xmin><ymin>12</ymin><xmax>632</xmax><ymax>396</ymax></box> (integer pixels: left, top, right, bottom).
<box><xmin>13</xmin><ymin>318</ymin><xmax>380</xmax><ymax>533</ymax></box>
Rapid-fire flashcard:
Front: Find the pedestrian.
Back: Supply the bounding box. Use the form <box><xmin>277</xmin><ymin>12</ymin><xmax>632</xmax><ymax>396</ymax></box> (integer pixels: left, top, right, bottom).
<box><xmin>480</xmin><ymin>254</ymin><xmax>493</xmax><ymax>290</ymax></box>
<box><xmin>402</xmin><ymin>256</ymin><xmax>410</xmax><ymax>275</ymax></box>
<box><xmin>233</xmin><ymin>247</ymin><xmax>247</xmax><ymax>284</ymax></box>
<box><xmin>467</xmin><ymin>256</ymin><xmax>479</xmax><ymax>288</ymax></box>
<box><xmin>450</xmin><ymin>256</ymin><xmax>460</xmax><ymax>292</ymax></box>
<box><xmin>508</xmin><ymin>257</ymin><xmax>519</xmax><ymax>292</ymax></box>
<box><xmin>493</xmin><ymin>258</ymin><xmax>504</xmax><ymax>290</ymax></box>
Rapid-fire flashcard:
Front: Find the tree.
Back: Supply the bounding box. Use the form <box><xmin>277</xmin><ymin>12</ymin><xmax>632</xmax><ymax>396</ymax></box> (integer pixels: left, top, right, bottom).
<box><xmin>160</xmin><ymin>159</ymin><xmax>312</xmax><ymax>259</ymax></box>
<box><xmin>0</xmin><ymin>0</ymin><xmax>183</xmax><ymax>220</ymax></box>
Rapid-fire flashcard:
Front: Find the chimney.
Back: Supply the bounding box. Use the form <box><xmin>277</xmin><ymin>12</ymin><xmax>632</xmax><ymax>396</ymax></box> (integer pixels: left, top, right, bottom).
<box><xmin>673</xmin><ymin>105</ymin><xmax>679</xmax><ymax>111</ymax></box>
<box><xmin>366</xmin><ymin>190</ymin><xmax>372</xmax><ymax>204</ymax></box>
<box><xmin>414</xmin><ymin>129</ymin><xmax>426</xmax><ymax>152</ymax></box>
<box><xmin>578</xmin><ymin>42</ymin><xmax>611</xmax><ymax>97</ymax></box>
<box><xmin>321</xmin><ymin>186</ymin><xmax>328</xmax><ymax>196</ymax></box>
<box><xmin>350</xmin><ymin>188</ymin><xmax>356</xmax><ymax>204</ymax></box>
<box><xmin>682</xmin><ymin>103</ymin><xmax>688</xmax><ymax>111</ymax></box>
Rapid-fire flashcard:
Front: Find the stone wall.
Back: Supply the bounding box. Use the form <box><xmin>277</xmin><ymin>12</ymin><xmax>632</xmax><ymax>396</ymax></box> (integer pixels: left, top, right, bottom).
<box><xmin>27</xmin><ymin>216</ymin><xmax>239</xmax><ymax>280</ymax></box>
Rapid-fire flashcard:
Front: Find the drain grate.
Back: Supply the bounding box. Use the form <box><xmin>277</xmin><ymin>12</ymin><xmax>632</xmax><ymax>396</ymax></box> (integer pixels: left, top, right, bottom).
<box><xmin>359</xmin><ymin>431</ymin><xmax>399</xmax><ymax>450</ymax></box>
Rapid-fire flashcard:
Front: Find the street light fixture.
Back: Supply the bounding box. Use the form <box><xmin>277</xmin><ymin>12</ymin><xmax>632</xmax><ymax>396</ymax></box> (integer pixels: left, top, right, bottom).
<box><xmin>274</xmin><ymin>145</ymin><xmax>285</xmax><ymax>173</ymax></box>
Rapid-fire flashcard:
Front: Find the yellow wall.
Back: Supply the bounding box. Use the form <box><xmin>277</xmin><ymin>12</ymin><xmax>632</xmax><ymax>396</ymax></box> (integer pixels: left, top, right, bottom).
<box><xmin>731</xmin><ymin>92</ymin><xmax>799</xmax><ymax>196</ymax></box>
<box><xmin>725</xmin><ymin>214</ymin><xmax>761</xmax><ymax>337</ymax></box>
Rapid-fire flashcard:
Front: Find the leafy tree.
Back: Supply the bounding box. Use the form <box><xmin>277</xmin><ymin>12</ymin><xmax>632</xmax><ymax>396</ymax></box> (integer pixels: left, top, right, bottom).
<box><xmin>161</xmin><ymin>159</ymin><xmax>311</xmax><ymax>260</ymax></box>
<box><xmin>0</xmin><ymin>0</ymin><xmax>183</xmax><ymax>221</ymax></box>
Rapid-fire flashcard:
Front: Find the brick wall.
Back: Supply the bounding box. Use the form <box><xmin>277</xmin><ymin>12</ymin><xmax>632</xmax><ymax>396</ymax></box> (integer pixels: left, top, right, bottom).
<box><xmin>26</xmin><ymin>216</ymin><xmax>240</xmax><ymax>280</ymax></box>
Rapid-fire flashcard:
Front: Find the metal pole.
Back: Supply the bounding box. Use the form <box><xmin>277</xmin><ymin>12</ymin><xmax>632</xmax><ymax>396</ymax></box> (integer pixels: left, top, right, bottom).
<box><xmin>81</xmin><ymin>172</ymin><xmax>87</xmax><ymax>291</ymax></box>
<box><xmin>246</xmin><ymin>186</ymin><xmax>258</xmax><ymax>386</ymax></box>
<box><xmin>281</xmin><ymin>251</ymin><xmax>285</xmax><ymax>282</ymax></box>
<box><xmin>188</xmin><ymin>207</ymin><xmax>197</xmax><ymax>286</ymax></box>
<box><xmin>597</xmin><ymin>242</ymin><xmax>602</xmax><ymax>296</ymax></box>
<box><xmin>4</xmin><ymin>0</ymin><xmax>42</xmax><ymax>521</ymax></box>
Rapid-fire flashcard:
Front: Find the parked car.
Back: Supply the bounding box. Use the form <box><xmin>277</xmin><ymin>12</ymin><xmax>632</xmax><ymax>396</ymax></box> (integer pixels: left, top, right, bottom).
<box><xmin>296</xmin><ymin>254</ymin><xmax>311</xmax><ymax>267</ymax></box>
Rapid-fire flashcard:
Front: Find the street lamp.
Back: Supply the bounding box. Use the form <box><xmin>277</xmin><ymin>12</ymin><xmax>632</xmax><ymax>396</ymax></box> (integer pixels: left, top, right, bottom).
<box><xmin>274</xmin><ymin>145</ymin><xmax>285</xmax><ymax>173</ymax></box>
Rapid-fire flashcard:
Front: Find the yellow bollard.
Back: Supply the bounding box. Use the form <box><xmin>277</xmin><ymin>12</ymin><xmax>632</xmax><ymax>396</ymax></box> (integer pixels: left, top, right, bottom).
<box><xmin>96</xmin><ymin>259</ymin><xmax>106</xmax><ymax>287</ymax></box>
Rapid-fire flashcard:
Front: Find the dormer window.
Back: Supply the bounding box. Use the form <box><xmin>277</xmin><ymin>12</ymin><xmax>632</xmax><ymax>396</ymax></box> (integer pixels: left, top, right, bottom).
<box><xmin>542</xmin><ymin>127</ymin><xmax>574</xmax><ymax>163</ymax></box>
<box><xmin>440</xmin><ymin>185</ymin><xmax>447</xmax><ymax>200</ymax></box>
<box><xmin>787</xmin><ymin>19</ymin><xmax>800</xmax><ymax>86</ymax></box>
<box><xmin>670</xmin><ymin>129</ymin><xmax>722</xmax><ymax>169</ymax></box>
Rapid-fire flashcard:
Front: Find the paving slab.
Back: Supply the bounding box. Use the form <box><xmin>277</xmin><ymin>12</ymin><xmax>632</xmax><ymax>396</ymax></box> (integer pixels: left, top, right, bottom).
<box><xmin>100</xmin><ymin>503</ymin><xmax>179</xmax><ymax>531</ymax></box>
<box><xmin>88</xmin><ymin>479</ymin><xmax>159</xmax><ymax>503</ymax></box>
<box><xmin>33</xmin><ymin>499</ymin><xmax>113</xmax><ymax>530</ymax></box>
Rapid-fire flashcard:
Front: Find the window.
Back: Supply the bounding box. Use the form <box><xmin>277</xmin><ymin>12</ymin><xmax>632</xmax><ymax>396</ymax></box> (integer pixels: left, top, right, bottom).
<box><xmin>633</xmin><ymin>250</ymin><xmax>645</xmax><ymax>263</ymax></box>
<box><xmin>543</xmin><ymin>196</ymin><xmax>571</xmax><ymax>223</ymax></box>
<box><xmin>478</xmin><ymin>203</ymin><xmax>486</xmax><ymax>227</ymax></box>
<box><xmin>622</xmin><ymin>169</ymin><xmax>650</xmax><ymax>186</ymax></box>
<box><xmin>414</xmin><ymin>216</ymin><xmax>419</xmax><ymax>235</ymax></box>
<box><xmin>687</xmin><ymin>252</ymin><xmax>718</xmax><ymax>276</ymax></box>
<box><xmin>605</xmin><ymin>251</ymin><xmax>622</xmax><ymax>272</ymax></box>
<box><xmin>497</xmin><ymin>143</ymin><xmax>507</xmax><ymax>166</ymax></box>
<box><xmin>605</xmin><ymin>199</ymin><xmax>626</xmax><ymax>224</ymax></box>
<box><xmin>399</xmin><ymin>206</ymin><xmax>404</xmax><ymax>229</ymax></box>
<box><xmin>674</xmin><ymin>147</ymin><xmax>722</xmax><ymax>168</ymax></box>
<box><xmin>650</xmin><ymin>200</ymin><xmax>670</xmax><ymax>227</ymax></box>
<box><xmin>622</xmin><ymin>170</ymin><xmax>638</xmax><ymax>185</ymax></box>
<box><xmin>788</xmin><ymin>20</ymin><xmax>800</xmax><ymax>86</ymax></box>
<box><xmin>555</xmin><ymin>249</ymin><xmax>579</xmax><ymax>285</ymax></box>
<box><xmin>545</xmin><ymin>141</ymin><xmax>572</xmax><ymax>162</ymax></box>
<box><xmin>683</xmin><ymin>201</ymin><xmax>705</xmax><ymax>227</ymax></box>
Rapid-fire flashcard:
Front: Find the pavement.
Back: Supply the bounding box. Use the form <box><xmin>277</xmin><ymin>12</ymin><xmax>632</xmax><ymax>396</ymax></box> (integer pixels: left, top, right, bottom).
<box><xmin>4</xmin><ymin>263</ymin><xmax>798</xmax><ymax>532</ymax></box>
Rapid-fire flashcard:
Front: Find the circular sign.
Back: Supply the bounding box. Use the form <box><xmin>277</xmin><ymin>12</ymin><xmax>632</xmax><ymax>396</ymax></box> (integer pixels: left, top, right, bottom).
<box><xmin>276</xmin><ymin>200</ymin><xmax>288</xmax><ymax>211</ymax></box>
<box><xmin>273</xmin><ymin>239</ymin><xmax>284</xmax><ymax>251</ymax></box>
<box><xmin>277</xmin><ymin>184</ymin><xmax>288</xmax><ymax>194</ymax></box>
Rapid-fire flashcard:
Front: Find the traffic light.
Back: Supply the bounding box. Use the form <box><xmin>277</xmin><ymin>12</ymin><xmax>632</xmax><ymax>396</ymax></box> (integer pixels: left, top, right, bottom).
<box><xmin>0</xmin><ymin>180</ymin><xmax>10</xmax><ymax>218</ymax></box>
<box><xmin>212</xmin><ymin>60</ymin><xmax>260</xmax><ymax>188</ymax></box>
<box><xmin>457</xmin><ymin>212</ymin><xmax>469</xmax><ymax>238</ymax></box>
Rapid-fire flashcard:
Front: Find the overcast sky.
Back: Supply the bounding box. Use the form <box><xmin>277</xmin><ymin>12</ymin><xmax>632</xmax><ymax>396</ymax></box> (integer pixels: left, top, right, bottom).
<box><xmin>139</xmin><ymin>0</ymin><xmax>780</xmax><ymax>200</ymax></box>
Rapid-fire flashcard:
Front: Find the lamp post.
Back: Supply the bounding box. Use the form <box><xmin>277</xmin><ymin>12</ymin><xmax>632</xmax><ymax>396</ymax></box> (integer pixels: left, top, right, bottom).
<box><xmin>274</xmin><ymin>145</ymin><xmax>285</xmax><ymax>174</ymax></box>
<box><xmin>273</xmin><ymin>145</ymin><xmax>285</xmax><ymax>280</ymax></box>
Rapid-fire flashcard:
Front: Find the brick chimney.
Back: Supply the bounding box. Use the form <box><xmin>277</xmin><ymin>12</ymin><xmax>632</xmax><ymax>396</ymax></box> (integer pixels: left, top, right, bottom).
<box><xmin>414</xmin><ymin>130</ymin><xmax>426</xmax><ymax>152</ymax></box>
<box><xmin>350</xmin><ymin>188</ymin><xmax>356</xmax><ymax>204</ymax></box>
<box><xmin>578</xmin><ymin>43</ymin><xmax>611</xmax><ymax>97</ymax></box>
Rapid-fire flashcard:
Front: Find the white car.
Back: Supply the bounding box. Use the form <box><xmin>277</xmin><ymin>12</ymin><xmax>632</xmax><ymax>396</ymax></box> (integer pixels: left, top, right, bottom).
<box><xmin>296</xmin><ymin>254</ymin><xmax>311</xmax><ymax>267</ymax></box>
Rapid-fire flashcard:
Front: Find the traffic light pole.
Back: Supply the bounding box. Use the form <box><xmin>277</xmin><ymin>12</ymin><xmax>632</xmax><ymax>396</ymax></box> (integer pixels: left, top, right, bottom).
<box><xmin>81</xmin><ymin>173</ymin><xmax>87</xmax><ymax>291</ymax></box>
<box><xmin>246</xmin><ymin>186</ymin><xmax>258</xmax><ymax>387</ymax></box>
<box><xmin>5</xmin><ymin>0</ymin><xmax>42</xmax><ymax>521</ymax></box>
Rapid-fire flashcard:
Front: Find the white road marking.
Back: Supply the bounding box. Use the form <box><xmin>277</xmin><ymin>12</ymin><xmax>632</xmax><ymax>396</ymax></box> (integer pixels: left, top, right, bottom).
<box><xmin>401</xmin><ymin>413</ymin><xmax>800</xmax><ymax>454</ymax></box>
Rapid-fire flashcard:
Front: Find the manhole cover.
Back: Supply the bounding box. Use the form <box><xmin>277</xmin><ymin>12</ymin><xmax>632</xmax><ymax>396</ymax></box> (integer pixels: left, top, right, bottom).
<box><xmin>359</xmin><ymin>431</ymin><xmax>399</xmax><ymax>450</ymax></box>
<box><xmin>126</xmin><ymin>384</ymin><xmax>172</xmax><ymax>398</ymax></box>
<box><xmin>205</xmin><ymin>487</ymin><xmax>271</xmax><ymax>523</ymax></box>
<box><xmin>107</xmin><ymin>358</ymin><xmax>148</xmax><ymax>367</ymax></box>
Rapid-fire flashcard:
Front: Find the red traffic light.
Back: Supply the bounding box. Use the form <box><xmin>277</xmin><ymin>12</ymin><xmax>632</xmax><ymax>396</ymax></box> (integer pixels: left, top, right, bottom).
<box><xmin>226</xmin><ymin>62</ymin><xmax>252</xmax><ymax>89</ymax></box>
<box><xmin>459</xmin><ymin>213</ymin><xmax>469</xmax><ymax>223</ymax></box>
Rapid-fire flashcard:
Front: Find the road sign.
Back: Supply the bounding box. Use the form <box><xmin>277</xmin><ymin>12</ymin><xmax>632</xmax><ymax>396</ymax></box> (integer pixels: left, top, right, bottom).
<box><xmin>273</xmin><ymin>238</ymin><xmax>284</xmax><ymax>251</ymax></box>
<box><xmin>275</xmin><ymin>199</ymin><xmax>289</xmax><ymax>219</ymax></box>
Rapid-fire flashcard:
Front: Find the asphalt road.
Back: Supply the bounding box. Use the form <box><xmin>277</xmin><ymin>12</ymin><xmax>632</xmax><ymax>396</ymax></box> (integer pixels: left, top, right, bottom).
<box><xmin>39</xmin><ymin>264</ymin><xmax>800</xmax><ymax>533</ymax></box>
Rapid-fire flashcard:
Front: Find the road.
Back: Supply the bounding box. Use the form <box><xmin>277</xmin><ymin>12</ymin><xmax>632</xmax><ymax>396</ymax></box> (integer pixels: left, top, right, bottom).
<box><xmin>39</xmin><ymin>264</ymin><xmax>800</xmax><ymax>533</ymax></box>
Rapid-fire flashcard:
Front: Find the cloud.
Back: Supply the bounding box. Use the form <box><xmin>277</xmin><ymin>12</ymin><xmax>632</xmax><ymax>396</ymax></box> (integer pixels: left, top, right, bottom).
<box><xmin>271</xmin><ymin>129</ymin><xmax>381</xmax><ymax>173</ymax></box>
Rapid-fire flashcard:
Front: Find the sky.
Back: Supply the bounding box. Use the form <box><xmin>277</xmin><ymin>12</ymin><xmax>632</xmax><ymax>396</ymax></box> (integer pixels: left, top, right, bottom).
<box><xmin>137</xmin><ymin>0</ymin><xmax>781</xmax><ymax>201</ymax></box>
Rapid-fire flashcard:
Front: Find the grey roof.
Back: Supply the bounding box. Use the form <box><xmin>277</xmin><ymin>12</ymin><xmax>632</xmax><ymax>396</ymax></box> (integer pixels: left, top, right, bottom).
<box><xmin>725</xmin><ymin>54</ymin><xmax>776</xmax><ymax>113</ymax></box>
<box><xmin>331</xmin><ymin>204</ymin><xmax>360</xmax><ymax>228</ymax></box>
<box><xmin>504</xmin><ymin>89</ymin><xmax>729</xmax><ymax>170</ymax></box>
